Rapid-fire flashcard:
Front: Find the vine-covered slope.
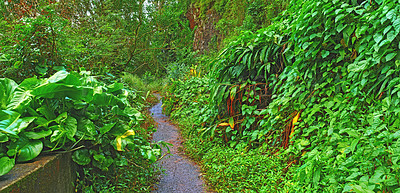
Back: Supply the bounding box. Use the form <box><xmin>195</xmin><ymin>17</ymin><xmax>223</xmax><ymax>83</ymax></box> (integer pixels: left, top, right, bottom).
<box><xmin>164</xmin><ymin>0</ymin><xmax>400</xmax><ymax>192</ymax></box>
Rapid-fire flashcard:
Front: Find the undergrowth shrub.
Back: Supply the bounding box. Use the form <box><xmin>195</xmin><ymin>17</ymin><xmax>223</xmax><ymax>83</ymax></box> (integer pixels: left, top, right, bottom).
<box><xmin>0</xmin><ymin>70</ymin><xmax>163</xmax><ymax>192</ymax></box>
<box><xmin>122</xmin><ymin>72</ymin><xmax>165</xmax><ymax>94</ymax></box>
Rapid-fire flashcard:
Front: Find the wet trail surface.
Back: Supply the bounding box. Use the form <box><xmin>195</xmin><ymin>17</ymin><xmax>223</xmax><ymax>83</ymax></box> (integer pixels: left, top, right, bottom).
<box><xmin>150</xmin><ymin>95</ymin><xmax>207</xmax><ymax>193</ymax></box>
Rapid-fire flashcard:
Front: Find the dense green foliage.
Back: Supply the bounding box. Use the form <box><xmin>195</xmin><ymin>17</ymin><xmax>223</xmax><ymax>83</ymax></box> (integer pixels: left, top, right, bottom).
<box><xmin>163</xmin><ymin>77</ymin><xmax>292</xmax><ymax>192</ymax></box>
<box><xmin>3</xmin><ymin>0</ymin><xmax>400</xmax><ymax>192</ymax></box>
<box><xmin>0</xmin><ymin>0</ymin><xmax>181</xmax><ymax>191</ymax></box>
<box><xmin>0</xmin><ymin>0</ymin><xmax>193</xmax><ymax>81</ymax></box>
<box><xmin>163</xmin><ymin>0</ymin><xmax>400</xmax><ymax>192</ymax></box>
<box><xmin>279</xmin><ymin>1</ymin><xmax>400</xmax><ymax>191</ymax></box>
<box><xmin>0</xmin><ymin>70</ymin><xmax>162</xmax><ymax>191</ymax></box>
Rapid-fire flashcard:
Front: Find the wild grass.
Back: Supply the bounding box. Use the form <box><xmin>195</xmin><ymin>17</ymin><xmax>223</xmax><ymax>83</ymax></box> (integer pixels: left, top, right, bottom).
<box><xmin>121</xmin><ymin>72</ymin><xmax>166</xmax><ymax>94</ymax></box>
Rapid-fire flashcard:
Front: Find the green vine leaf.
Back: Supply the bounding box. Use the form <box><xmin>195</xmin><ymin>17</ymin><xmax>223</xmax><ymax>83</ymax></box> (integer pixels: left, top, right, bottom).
<box><xmin>348</xmin><ymin>60</ymin><xmax>368</xmax><ymax>72</ymax></box>
<box><xmin>374</xmin><ymin>33</ymin><xmax>383</xmax><ymax>44</ymax></box>
<box><xmin>386</xmin><ymin>53</ymin><xmax>397</xmax><ymax>62</ymax></box>
<box><xmin>393</xmin><ymin>18</ymin><xmax>400</xmax><ymax>33</ymax></box>
<box><xmin>387</xmin><ymin>30</ymin><xmax>398</xmax><ymax>42</ymax></box>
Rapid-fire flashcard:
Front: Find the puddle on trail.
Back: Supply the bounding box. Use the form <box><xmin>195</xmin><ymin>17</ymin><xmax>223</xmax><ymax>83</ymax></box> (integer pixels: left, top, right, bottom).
<box><xmin>150</xmin><ymin>95</ymin><xmax>207</xmax><ymax>193</ymax></box>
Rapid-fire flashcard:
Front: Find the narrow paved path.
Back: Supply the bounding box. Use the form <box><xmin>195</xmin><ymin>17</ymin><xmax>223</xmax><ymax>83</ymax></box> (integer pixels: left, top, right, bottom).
<box><xmin>150</xmin><ymin>95</ymin><xmax>207</xmax><ymax>193</ymax></box>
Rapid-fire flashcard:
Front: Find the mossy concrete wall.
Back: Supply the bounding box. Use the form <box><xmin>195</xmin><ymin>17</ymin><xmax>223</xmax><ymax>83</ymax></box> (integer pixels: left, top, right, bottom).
<box><xmin>0</xmin><ymin>153</ymin><xmax>76</xmax><ymax>193</ymax></box>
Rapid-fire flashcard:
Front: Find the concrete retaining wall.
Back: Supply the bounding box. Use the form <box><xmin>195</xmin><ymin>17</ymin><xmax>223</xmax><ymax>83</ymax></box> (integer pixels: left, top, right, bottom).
<box><xmin>0</xmin><ymin>153</ymin><xmax>76</xmax><ymax>193</ymax></box>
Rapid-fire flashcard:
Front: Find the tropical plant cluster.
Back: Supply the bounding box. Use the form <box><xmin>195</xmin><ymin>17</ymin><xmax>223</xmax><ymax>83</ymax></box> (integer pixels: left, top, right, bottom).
<box><xmin>163</xmin><ymin>0</ymin><xmax>400</xmax><ymax>192</ymax></box>
<box><xmin>0</xmin><ymin>70</ymin><xmax>162</xmax><ymax>191</ymax></box>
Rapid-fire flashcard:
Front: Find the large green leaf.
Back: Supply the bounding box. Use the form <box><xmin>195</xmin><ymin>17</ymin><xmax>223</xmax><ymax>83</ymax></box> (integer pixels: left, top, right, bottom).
<box><xmin>17</xmin><ymin>140</ymin><xmax>43</xmax><ymax>162</ymax></box>
<box><xmin>369</xmin><ymin>166</ymin><xmax>386</xmax><ymax>184</ymax></box>
<box><xmin>0</xmin><ymin>78</ymin><xmax>18</xmax><ymax>110</ymax></box>
<box><xmin>72</xmin><ymin>149</ymin><xmax>91</xmax><ymax>165</ymax></box>
<box><xmin>0</xmin><ymin>157</ymin><xmax>15</xmax><ymax>176</ymax></box>
<box><xmin>28</xmin><ymin>71</ymin><xmax>82</xmax><ymax>99</ymax></box>
<box><xmin>76</xmin><ymin>119</ymin><xmax>97</xmax><ymax>140</ymax></box>
<box><xmin>30</xmin><ymin>72</ymin><xmax>84</xmax><ymax>99</ymax></box>
<box><xmin>5</xmin><ymin>78</ymin><xmax>41</xmax><ymax>112</ymax></box>
<box><xmin>6</xmin><ymin>135</ymin><xmax>41</xmax><ymax>162</ymax></box>
<box><xmin>121</xmin><ymin>106</ymin><xmax>143</xmax><ymax>120</ymax></box>
<box><xmin>46</xmin><ymin>70</ymin><xmax>69</xmax><ymax>83</ymax></box>
<box><xmin>32</xmin><ymin>84</ymin><xmax>82</xmax><ymax>99</ymax></box>
<box><xmin>7</xmin><ymin>136</ymin><xmax>27</xmax><ymax>157</ymax></box>
<box><xmin>99</xmin><ymin>123</ymin><xmax>116</xmax><ymax>134</ymax></box>
<box><xmin>92</xmin><ymin>93</ymin><xmax>124</xmax><ymax>107</ymax></box>
<box><xmin>24</xmin><ymin>129</ymin><xmax>52</xmax><ymax>139</ymax></box>
<box><xmin>373</xmin><ymin>33</ymin><xmax>383</xmax><ymax>44</ymax></box>
<box><xmin>0</xmin><ymin>110</ymin><xmax>35</xmax><ymax>135</ymax></box>
<box><xmin>6</xmin><ymin>77</ymin><xmax>42</xmax><ymax>112</ymax></box>
<box><xmin>49</xmin><ymin>114</ymin><xmax>77</xmax><ymax>142</ymax></box>
<box><xmin>34</xmin><ymin>117</ymin><xmax>52</xmax><ymax>128</ymax></box>
<box><xmin>18</xmin><ymin>77</ymin><xmax>42</xmax><ymax>90</ymax></box>
<box><xmin>6</xmin><ymin>87</ymin><xmax>32</xmax><ymax>113</ymax></box>
<box><xmin>64</xmin><ymin>116</ymin><xmax>77</xmax><ymax>142</ymax></box>
<box><xmin>107</xmin><ymin>83</ymin><xmax>124</xmax><ymax>93</ymax></box>
<box><xmin>80</xmin><ymin>86</ymin><xmax>95</xmax><ymax>102</ymax></box>
<box><xmin>37</xmin><ymin>105</ymin><xmax>56</xmax><ymax>120</ymax></box>
<box><xmin>60</xmin><ymin>73</ymin><xmax>82</xmax><ymax>86</ymax></box>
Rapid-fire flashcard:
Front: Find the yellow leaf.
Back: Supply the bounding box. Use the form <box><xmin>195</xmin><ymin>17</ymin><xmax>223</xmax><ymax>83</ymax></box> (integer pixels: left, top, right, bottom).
<box><xmin>218</xmin><ymin>122</ymin><xmax>230</xmax><ymax>127</ymax></box>
<box><xmin>116</xmin><ymin>130</ymin><xmax>135</xmax><ymax>151</ymax></box>
<box><xmin>289</xmin><ymin>111</ymin><xmax>301</xmax><ymax>138</ymax></box>
<box><xmin>121</xmin><ymin>130</ymin><xmax>135</xmax><ymax>138</ymax></box>
<box><xmin>292</xmin><ymin>112</ymin><xmax>300</xmax><ymax>125</ymax></box>
<box><xmin>116</xmin><ymin>137</ymin><xmax>123</xmax><ymax>151</ymax></box>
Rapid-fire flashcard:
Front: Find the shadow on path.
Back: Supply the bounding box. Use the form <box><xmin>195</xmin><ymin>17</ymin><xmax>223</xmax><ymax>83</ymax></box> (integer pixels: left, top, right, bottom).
<box><xmin>150</xmin><ymin>94</ymin><xmax>207</xmax><ymax>193</ymax></box>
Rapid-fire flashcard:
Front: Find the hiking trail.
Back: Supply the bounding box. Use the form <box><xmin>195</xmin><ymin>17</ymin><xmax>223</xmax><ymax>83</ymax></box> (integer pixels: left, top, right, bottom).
<box><xmin>150</xmin><ymin>94</ymin><xmax>208</xmax><ymax>193</ymax></box>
